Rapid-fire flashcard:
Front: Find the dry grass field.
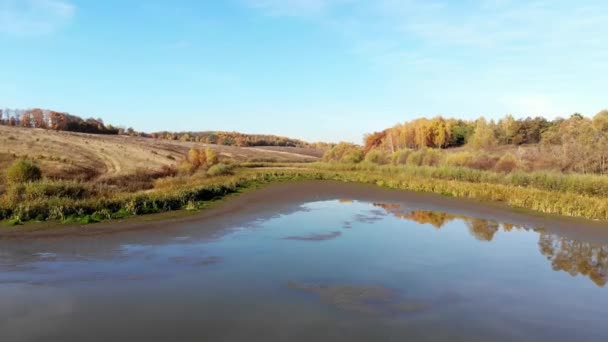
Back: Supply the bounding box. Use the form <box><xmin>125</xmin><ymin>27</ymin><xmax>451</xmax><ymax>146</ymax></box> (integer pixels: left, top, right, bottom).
<box><xmin>0</xmin><ymin>126</ymin><xmax>319</xmax><ymax>188</ymax></box>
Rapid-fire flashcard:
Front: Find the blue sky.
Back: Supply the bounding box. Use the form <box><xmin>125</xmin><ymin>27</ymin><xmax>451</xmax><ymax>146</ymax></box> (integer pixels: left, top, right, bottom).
<box><xmin>1</xmin><ymin>0</ymin><xmax>607</xmax><ymax>142</ymax></box>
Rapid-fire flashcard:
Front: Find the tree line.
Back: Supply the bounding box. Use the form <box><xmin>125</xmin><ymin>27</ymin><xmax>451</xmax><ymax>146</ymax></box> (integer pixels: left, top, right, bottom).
<box><xmin>364</xmin><ymin>115</ymin><xmax>559</xmax><ymax>152</ymax></box>
<box><xmin>0</xmin><ymin>108</ymin><xmax>322</xmax><ymax>148</ymax></box>
<box><xmin>349</xmin><ymin>111</ymin><xmax>608</xmax><ymax>174</ymax></box>
<box><xmin>149</xmin><ymin>130</ymin><xmax>319</xmax><ymax>148</ymax></box>
<box><xmin>0</xmin><ymin>108</ymin><xmax>123</xmax><ymax>135</ymax></box>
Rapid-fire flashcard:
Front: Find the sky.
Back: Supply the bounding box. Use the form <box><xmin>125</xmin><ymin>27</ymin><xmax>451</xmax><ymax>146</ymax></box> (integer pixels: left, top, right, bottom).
<box><xmin>0</xmin><ymin>0</ymin><xmax>607</xmax><ymax>143</ymax></box>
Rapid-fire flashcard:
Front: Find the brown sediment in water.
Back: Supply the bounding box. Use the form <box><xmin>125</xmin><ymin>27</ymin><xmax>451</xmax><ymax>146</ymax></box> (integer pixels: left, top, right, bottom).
<box><xmin>286</xmin><ymin>281</ymin><xmax>429</xmax><ymax>315</ymax></box>
<box><xmin>283</xmin><ymin>231</ymin><xmax>342</xmax><ymax>241</ymax></box>
<box><xmin>1</xmin><ymin>180</ymin><xmax>607</xmax><ymax>242</ymax></box>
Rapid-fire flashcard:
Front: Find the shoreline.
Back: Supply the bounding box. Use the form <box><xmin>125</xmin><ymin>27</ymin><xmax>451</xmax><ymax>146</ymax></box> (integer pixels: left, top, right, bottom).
<box><xmin>2</xmin><ymin>180</ymin><xmax>607</xmax><ymax>242</ymax></box>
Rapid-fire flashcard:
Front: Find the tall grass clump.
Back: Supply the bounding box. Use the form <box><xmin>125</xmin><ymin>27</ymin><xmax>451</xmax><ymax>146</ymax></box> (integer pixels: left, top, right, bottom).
<box><xmin>6</xmin><ymin>160</ymin><xmax>41</xmax><ymax>184</ymax></box>
<box><xmin>391</xmin><ymin>149</ymin><xmax>413</xmax><ymax>165</ymax></box>
<box><xmin>207</xmin><ymin>163</ymin><xmax>233</xmax><ymax>177</ymax></box>
<box><xmin>495</xmin><ymin>153</ymin><xmax>519</xmax><ymax>173</ymax></box>
<box><xmin>443</xmin><ymin>151</ymin><xmax>474</xmax><ymax>167</ymax></box>
<box><xmin>364</xmin><ymin>149</ymin><xmax>390</xmax><ymax>165</ymax></box>
<box><xmin>422</xmin><ymin>149</ymin><xmax>443</xmax><ymax>166</ymax></box>
<box><xmin>406</xmin><ymin>150</ymin><xmax>425</xmax><ymax>166</ymax></box>
<box><xmin>7</xmin><ymin>180</ymin><xmax>89</xmax><ymax>202</ymax></box>
<box><xmin>405</xmin><ymin>149</ymin><xmax>443</xmax><ymax>166</ymax></box>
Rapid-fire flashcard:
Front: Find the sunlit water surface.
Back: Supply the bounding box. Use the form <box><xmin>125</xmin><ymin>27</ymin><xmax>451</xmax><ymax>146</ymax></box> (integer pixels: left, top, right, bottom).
<box><xmin>1</xmin><ymin>199</ymin><xmax>607</xmax><ymax>341</ymax></box>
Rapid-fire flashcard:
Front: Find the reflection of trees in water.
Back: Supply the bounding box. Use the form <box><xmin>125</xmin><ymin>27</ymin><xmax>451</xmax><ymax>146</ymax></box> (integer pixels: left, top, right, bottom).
<box><xmin>373</xmin><ymin>203</ymin><xmax>455</xmax><ymax>229</ymax></box>
<box><xmin>539</xmin><ymin>234</ymin><xmax>608</xmax><ymax>287</ymax></box>
<box><xmin>373</xmin><ymin>203</ymin><xmax>515</xmax><ymax>239</ymax></box>
<box><xmin>372</xmin><ymin>202</ymin><xmax>608</xmax><ymax>287</ymax></box>
<box><xmin>465</xmin><ymin>219</ymin><xmax>500</xmax><ymax>241</ymax></box>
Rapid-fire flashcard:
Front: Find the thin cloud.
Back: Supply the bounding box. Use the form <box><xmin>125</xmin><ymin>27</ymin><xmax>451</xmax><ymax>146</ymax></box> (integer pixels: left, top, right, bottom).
<box><xmin>243</xmin><ymin>0</ymin><xmax>608</xmax><ymax>118</ymax></box>
<box><xmin>0</xmin><ymin>0</ymin><xmax>76</xmax><ymax>36</ymax></box>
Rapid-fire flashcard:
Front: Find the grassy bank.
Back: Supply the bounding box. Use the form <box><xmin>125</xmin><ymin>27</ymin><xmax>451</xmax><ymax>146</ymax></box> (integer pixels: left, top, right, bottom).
<box><xmin>245</xmin><ymin>162</ymin><xmax>608</xmax><ymax>197</ymax></box>
<box><xmin>1</xmin><ymin>165</ymin><xmax>608</xmax><ymax>227</ymax></box>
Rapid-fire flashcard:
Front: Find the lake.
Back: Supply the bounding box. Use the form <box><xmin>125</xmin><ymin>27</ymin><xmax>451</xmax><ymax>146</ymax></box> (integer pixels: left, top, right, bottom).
<box><xmin>1</xmin><ymin>181</ymin><xmax>607</xmax><ymax>342</ymax></box>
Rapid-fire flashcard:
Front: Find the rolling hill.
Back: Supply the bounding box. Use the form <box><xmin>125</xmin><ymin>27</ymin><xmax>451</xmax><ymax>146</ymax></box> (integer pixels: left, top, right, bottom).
<box><xmin>0</xmin><ymin>125</ymin><xmax>320</xmax><ymax>188</ymax></box>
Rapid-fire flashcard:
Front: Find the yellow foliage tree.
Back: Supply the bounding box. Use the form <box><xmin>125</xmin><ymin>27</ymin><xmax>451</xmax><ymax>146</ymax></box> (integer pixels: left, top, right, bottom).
<box><xmin>467</xmin><ymin>118</ymin><xmax>498</xmax><ymax>150</ymax></box>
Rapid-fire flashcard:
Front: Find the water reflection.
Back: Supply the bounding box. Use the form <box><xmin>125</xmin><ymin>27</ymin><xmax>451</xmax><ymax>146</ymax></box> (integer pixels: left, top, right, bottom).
<box><xmin>1</xmin><ymin>197</ymin><xmax>608</xmax><ymax>342</ymax></box>
<box><xmin>539</xmin><ymin>235</ymin><xmax>608</xmax><ymax>287</ymax></box>
<box><xmin>373</xmin><ymin>202</ymin><xmax>608</xmax><ymax>287</ymax></box>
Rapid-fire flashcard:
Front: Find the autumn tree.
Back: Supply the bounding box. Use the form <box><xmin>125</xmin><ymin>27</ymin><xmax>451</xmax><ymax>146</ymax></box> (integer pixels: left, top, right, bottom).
<box><xmin>497</xmin><ymin>115</ymin><xmax>520</xmax><ymax>145</ymax></box>
<box><xmin>467</xmin><ymin>118</ymin><xmax>498</xmax><ymax>150</ymax></box>
<box><xmin>205</xmin><ymin>148</ymin><xmax>218</xmax><ymax>165</ymax></box>
<box><xmin>593</xmin><ymin>110</ymin><xmax>608</xmax><ymax>173</ymax></box>
<box><xmin>21</xmin><ymin>111</ymin><xmax>33</xmax><ymax>127</ymax></box>
<box><xmin>428</xmin><ymin>117</ymin><xmax>451</xmax><ymax>148</ymax></box>
<box><xmin>363</xmin><ymin>131</ymin><xmax>387</xmax><ymax>153</ymax></box>
<box><xmin>323</xmin><ymin>143</ymin><xmax>364</xmax><ymax>163</ymax></box>
<box><xmin>541</xmin><ymin>113</ymin><xmax>606</xmax><ymax>173</ymax></box>
<box><xmin>180</xmin><ymin>147</ymin><xmax>220</xmax><ymax>174</ymax></box>
<box><xmin>31</xmin><ymin>109</ymin><xmax>47</xmax><ymax>128</ymax></box>
<box><xmin>49</xmin><ymin>111</ymin><xmax>68</xmax><ymax>130</ymax></box>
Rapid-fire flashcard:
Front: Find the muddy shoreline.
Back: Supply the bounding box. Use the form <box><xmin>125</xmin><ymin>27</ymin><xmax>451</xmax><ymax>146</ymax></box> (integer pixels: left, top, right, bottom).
<box><xmin>1</xmin><ymin>180</ymin><xmax>607</xmax><ymax>241</ymax></box>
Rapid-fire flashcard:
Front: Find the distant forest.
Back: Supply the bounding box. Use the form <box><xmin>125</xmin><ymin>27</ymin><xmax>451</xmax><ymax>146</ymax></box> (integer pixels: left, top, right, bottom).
<box><xmin>364</xmin><ymin>112</ymin><xmax>608</xmax><ymax>151</ymax></box>
<box><xmin>0</xmin><ymin>108</ymin><xmax>121</xmax><ymax>135</ymax></box>
<box><xmin>149</xmin><ymin>131</ymin><xmax>315</xmax><ymax>148</ymax></box>
<box><xmin>0</xmin><ymin>108</ymin><xmax>319</xmax><ymax>148</ymax></box>
<box><xmin>353</xmin><ymin>111</ymin><xmax>608</xmax><ymax>174</ymax></box>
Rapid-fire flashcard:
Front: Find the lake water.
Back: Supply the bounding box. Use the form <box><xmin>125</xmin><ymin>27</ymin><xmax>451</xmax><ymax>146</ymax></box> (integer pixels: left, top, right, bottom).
<box><xmin>1</xmin><ymin>186</ymin><xmax>608</xmax><ymax>341</ymax></box>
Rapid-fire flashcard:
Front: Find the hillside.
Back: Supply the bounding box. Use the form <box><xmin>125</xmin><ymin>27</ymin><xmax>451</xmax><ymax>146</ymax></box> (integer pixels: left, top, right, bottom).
<box><xmin>0</xmin><ymin>125</ymin><xmax>319</xmax><ymax>187</ymax></box>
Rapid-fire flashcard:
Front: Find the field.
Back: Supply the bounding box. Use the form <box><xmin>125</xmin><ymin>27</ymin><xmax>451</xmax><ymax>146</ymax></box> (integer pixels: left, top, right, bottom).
<box><xmin>0</xmin><ymin>126</ymin><xmax>319</xmax><ymax>190</ymax></box>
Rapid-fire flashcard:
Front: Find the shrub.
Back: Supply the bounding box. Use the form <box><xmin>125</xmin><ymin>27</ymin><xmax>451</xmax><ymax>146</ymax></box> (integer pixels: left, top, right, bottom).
<box><xmin>322</xmin><ymin>143</ymin><xmax>364</xmax><ymax>163</ymax></box>
<box><xmin>205</xmin><ymin>148</ymin><xmax>219</xmax><ymax>165</ymax></box>
<box><xmin>406</xmin><ymin>150</ymin><xmax>425</xmax><ymax>166</ymax></box>
<box><xmin>340</xmin><ymin>150</ymin><xmax>364</xmax><ymax>164</ymax></box>
<box><xmin>187</xmin><ymin>148</ymin><xmax>205</xmax><ymax>168</ymax></box>
<box><xmin>421</xmin><ymin>149</ymin><xmax>443</xmax><ymax>166</ymax></box>
<box><xmin>99</xmin><ymin>167</ymin><xmax>177</xmax><ymax>192</ymax></box>
<box><xmin>207</xmin><ymin>163</ymin><xmax>233</xmax><ymax>177</ymax></box>
<box><xmin>178</xmin><ymin>160</ymin><xmax>198</xmax><ymax>175</ymax></box>
<box><xmin>391</xmin><ymin>149</ymin><xmax>413</xmax><ymax>165</ymax></box>
<box><xmin>6</xmin><ymin>160</ymin><xmax>42</xmax><ymax>184</ymax></box>
<box><xmin>180</xmin><ymin>147</ymin><xmax>220</xmax><ymax>175</ymax></box>
<box><xmin>443</xmin><ymin>151</ymin><xmax>474</xmax><ymax>167</ymax></box>
<box><xmin>21</xmin><ymin>181</ymin><xmax>89</xmax><ymax>201</ymax></box>
<box><xmin>468</xmin><ymin>153</ymin><xmax>498</xmax><ymax>170</ymax></box>
<box><xmin>405</xmin><ymin>149</ymin><xmax>443</xmax><ymax>167</ymax></box>
<box><xmin>364</xmin><ymin>149</ymin><xmax>390</xmax><ymax>165</ymax></box>
<box><xmin>495</xmin><ymin>153</ymin><xmax>519</xmax><ymax>173</ymax></box>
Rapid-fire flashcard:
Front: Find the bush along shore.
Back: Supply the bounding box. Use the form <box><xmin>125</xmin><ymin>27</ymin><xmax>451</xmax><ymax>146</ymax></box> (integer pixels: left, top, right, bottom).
<box><xmin>1</xmin><ymin>164</ymin><xmax>608</xmax><ymax>226</ymax></box>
